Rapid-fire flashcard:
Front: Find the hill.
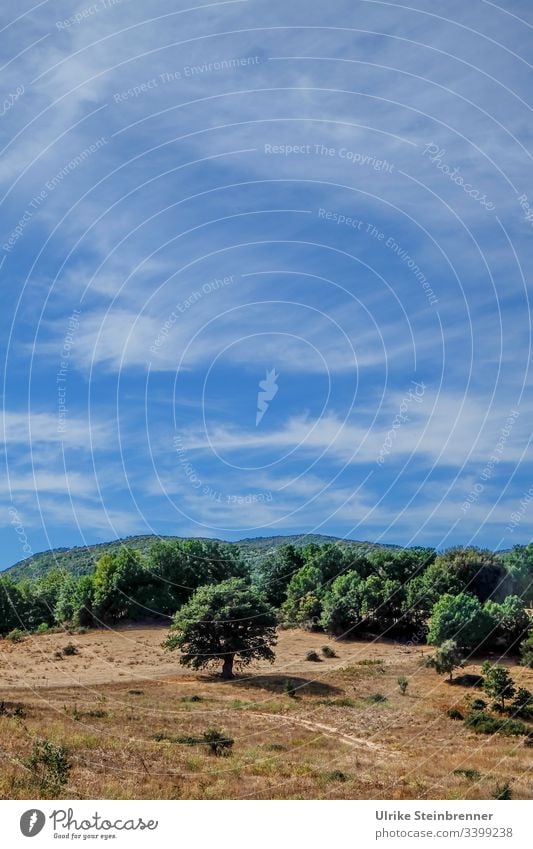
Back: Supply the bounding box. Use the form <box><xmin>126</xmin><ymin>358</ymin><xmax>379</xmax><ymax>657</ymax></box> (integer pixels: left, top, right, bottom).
<box><xmin>2</xmin><ymin>533</ymin><xmax>396</xmax><ymax>582</ymax></box>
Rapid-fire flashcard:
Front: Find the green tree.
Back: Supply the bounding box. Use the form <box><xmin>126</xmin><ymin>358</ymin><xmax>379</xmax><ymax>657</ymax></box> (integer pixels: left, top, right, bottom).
<box><xmin>519</xmin><ymin>631</ymin><xmax>533</xmax><ymax>668</ymax></box>
<box><xmin>55</xmin><ymin>575</ymin><xmax>94</xmax><ymax>626</ymax></box>
<box><xmin>149</xmin><ymin>539</ymin><xmax>247</xmax><ymax>612</ymax></box>
<box><xmin>0</xmin><ymin>577</ymin><xmax>23</xmax><ymax>634</ymax></box>
<box><xmin>502</xmin><ymin>544</ymin><xmax>533</xmax><ymax>601</ymax></box>
<box><xmin>254</xmin><ymin>544</ymin><xmax>303</xmax><ymax>607</ymax></box>
<box><xmin>92</xmin><ymin>548</ymin><xmax>148</xmax><ymax>623</ymax></box>
<box><xmin>425</xmin><ymin>639</ymin><xmax>464</xmax><ymax>681</ymax></box>
<box><xmin>483</xmin><ymin>595</ymin><xmax>530</xmax><ymax>649</ymax></box>
<box><xmin>163</xmin><ymin>578</ymin><xmax>277</xmax><ymax>679</ymax></box>
<box><xmin>427</xmin><ymin>592</ymin><xmax>493</xmax><ymax>650</ymax></box>
<box><xmin>321</xmin><ymin>571</ymin><xmax>362</xmax><ymax>635</ymax></box>
<box><xmin>281</xmin><ymin>565</ymin><xmax>323</xmax><ymax>627</ymax></box>
<box><xmin>481</xmin><ymin>662</ymin><xmax>516</xmax><ymax>711</ymax></box>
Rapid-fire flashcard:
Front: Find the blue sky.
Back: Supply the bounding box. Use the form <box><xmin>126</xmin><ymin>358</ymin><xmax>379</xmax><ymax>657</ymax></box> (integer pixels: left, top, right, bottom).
<box><xmin>1</xmin><ymin>0</ymin><xmax>532</xmax><ymax>568</ymax></box>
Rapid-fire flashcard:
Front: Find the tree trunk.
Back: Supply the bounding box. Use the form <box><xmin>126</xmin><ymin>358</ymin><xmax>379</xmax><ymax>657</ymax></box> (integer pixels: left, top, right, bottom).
<box><xmin>222</xmin><ymin>655</ymin><xmax>234</xmax><ymax>679</ymax></box>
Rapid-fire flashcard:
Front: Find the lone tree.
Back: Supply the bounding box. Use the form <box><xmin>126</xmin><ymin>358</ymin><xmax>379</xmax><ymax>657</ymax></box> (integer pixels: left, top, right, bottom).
<box><xmin>425</xmin><ymin>639</ymin><xmax>464</xmax><ymax>681</ymax></box>
<box><xmin>481</xmin><ymin>662</ymin><xmax>516</xmax><ymax>711</ymax></box>
<box><xmin>163</xmin><ymin>578</ymin><xmax>277</xmax><ymax>679</ymax></box>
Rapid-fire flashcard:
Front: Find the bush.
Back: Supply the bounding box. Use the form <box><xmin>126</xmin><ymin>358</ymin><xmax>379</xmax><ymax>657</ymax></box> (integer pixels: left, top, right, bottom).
<box><xmin>202</xmin><ymin>729</ymin><xmax>234</xmax><ymax>756</ymax></box>
<box><xmin>62</xmin><ymin>642</ymin><xmax>79</xmax><ymax>656</ymax></box>
<box><xmin>306</xmin><ymin>650</ymin><xmax>321</xmax><ymax>662</ymax></box>
<box><xmin>284</xmin><ymin>679</ymin><xmax>298</xmax><ymax>698</ymax></box>
<box><xmin>464</xmin><ymin>711</ymin><xmax>528</xmax><ymax>736</ymax></box>
<box><xmin>491</xmin><ymin>781</ymin><xmax>512</xmax><ymax>800</ymax></box>
<box><xmin>447</xmin><ymin>707</ymin><xmax>464</xmax><ymax>720</ymax></box>
<box><xmin>397</xmin><ymin>676</ymin><xmax>408</xmax><ymax>695</ymax></box>
<box><xmin>520</xmin><ymin>632</ymin><xmax>533</xmax><ymax>668</ymax></box>
<box><xmin>0</xmin><ymin>701</ymin><xmax>26</xmax><ymax>718</ymax></box>
<box><xmin>6</xmin><ymin>628</ymin><xmax>24</xmax><ymax>643</ymax></box>
<box><xmin>453</xmin><ymin>768</ymin><xmax>481</xmax><ymax>781</ymax></box>
<box><xmin>24</xmin><ymin>739</ymin><xmax>71</xmax><ymax>796</ymax></box>
<box><xmin>326</xmin><ymin>769</ymin><xmax>347</xmax><ymax>782</ymax></box>
<box><xmin>510</xmin><ymin>687</ymin><xmax>533</xmax><ymax>718</ymax></box>
<box><xmin>36</xmin><ymin>623</ymin><xmax>49</xmax><ymax>634</ymax></box>
<box><xmin>321</xmin><ymin>645</ymin><xmax>337</xmax><ymax>658</ymax></box>
<box><xmin>366</xmin><ymin>693</ymin><xmax>387</xmax><ymax>704</ymax></box>
<box><xmin>470</xmin><ymin>698</ymin><xmax>487</xmax><ymax>711</ymax></box>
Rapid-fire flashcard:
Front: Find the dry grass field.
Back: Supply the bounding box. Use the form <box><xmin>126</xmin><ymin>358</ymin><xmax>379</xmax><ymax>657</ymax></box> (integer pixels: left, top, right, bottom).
<box><xmin>0</xmin><ymin>625</ymin><xmax>531</xmax><ymax>800</ymax></box>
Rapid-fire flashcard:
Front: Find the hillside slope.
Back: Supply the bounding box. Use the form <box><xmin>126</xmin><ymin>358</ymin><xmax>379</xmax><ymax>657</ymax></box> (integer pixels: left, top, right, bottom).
<box><xmin>3</xmin><ymin>533</ymin><xmax>396</xmax><ymax>581</ymax></box>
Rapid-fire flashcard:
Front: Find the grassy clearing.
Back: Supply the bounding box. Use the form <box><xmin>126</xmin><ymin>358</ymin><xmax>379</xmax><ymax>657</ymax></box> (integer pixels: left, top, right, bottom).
<box><xmin>0</xmin><ymin>627</ymin><xmax>531</xmax><ymax>799</ymax></box>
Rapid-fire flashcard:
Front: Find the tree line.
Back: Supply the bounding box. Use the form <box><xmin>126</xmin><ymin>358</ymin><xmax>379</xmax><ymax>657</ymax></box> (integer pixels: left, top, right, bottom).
<box><xmin>1</xmin><ymin>539</ymin><xmax>532</xmax><ymax>676</ymax></box>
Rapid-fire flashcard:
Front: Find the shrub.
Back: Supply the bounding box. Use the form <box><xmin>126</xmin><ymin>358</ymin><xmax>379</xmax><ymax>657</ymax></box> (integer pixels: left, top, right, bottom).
<box><xmin>366</xmin><ymin>693</ymin><xmax>387</xmax><ymax>704</ymax></box>
<box><xmin>491</xmin><ymin>781</ymin><xmax>512</xmax><ymax>800</ymax></box>
<box><xmin>283</xmin><ymin>679</ymin><xmax>298</xmax><ymax>698</ymax></box>
<box><xmin>469</xmin><ymin>698</ymin><xmax>487</xmax><ymax>711</ymax></box>
<box><xmin>326</xmin><ymin>769</ymin><xmax>347</xmax><ymax>782</ymax></box>
<box><xmin>62</xmin><ymin>642</ymin><xmax>79</xmax><ymax>656</ymax></box>
<box><xmin>424</xmin><ymin>640</ymin><xmax>463</xmax><ymax>681</ymax></box>
<box><xmin>481</xmin><ymin>662</ymin><xmax>515</xmax><ymax>711</ymax></box>
<box><xmin>306</xmin><ymin>650</ymin><xmax>321</xmax><ymax>662</ymax></box>
<box><xmin>453</xmin><ymin>768</ymin><xmax>481</xmax><ymax>781</ymax></box>
<box><xmin>464</xmin><ymin>711</ymin><xmax>528</xmax><ymax>736</ymax></box>
<box><xmin>128</xmin><ymin>689</ymin><xmax>143</xmax><ymax>695</ymax></box>
<box><xmin>202</xmin><ymin>728</ymin><xmax>234</xmax><ymax>756</ymax></box>
<box><xmin>181</xmin><ymin>695</ymin><xmax>203</xmax><ymax>703</ymax></box>
<box><xmin>24</xmin><ymin>739</ymin><xmax>71</xmax><ymax>797</ymax></box>
<box><xmin>6</xmin><ymin>628</ymin><xmax>24</xmax><ymax>643</ymax></box>
<box><xmin>36</xmin><ymin>623</ymin><xmax>49</xmax><ymax>634</ymax></box>
<box><xmin>447</xmin><ymin>707</ymin><xmax>464</xmax><ymax>720</ymax></box>
<box><xmin>520</xmin><ymin>632</ymin><xmax>533</xmax><ymax>668</ymax></box>
<box><xmin>321</xmin><ymin>645</ymin><xmax>337</xmax><ymax>658</ymax></box>
<box><xmin>397</xmin><ymin>676</ymin><xmax>408</xmax><ymax>695</ymax></box>
<box><xmin>0</xmin><ymin>701</ymin><xmax>26</xmax><ymax>718</ymax></box>
<box><xmin>510</xmin><ymin>687</ymin><xmax>533</xmax><ymax>718</ymax></box>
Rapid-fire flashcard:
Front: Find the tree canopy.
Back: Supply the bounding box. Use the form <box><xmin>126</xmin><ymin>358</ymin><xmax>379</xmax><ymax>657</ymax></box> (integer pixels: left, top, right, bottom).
<box><xmin>163</xmin><ymin>578</ymin><xmax>277</xmax><ymax>679</ymax></box>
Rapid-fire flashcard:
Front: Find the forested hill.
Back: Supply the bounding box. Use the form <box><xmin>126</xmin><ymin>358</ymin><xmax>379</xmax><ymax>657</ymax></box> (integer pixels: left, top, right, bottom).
<box><xmin>3</xmin><ymin>533</ymin><xmax>395</xmax><ymax>582</ymax></box>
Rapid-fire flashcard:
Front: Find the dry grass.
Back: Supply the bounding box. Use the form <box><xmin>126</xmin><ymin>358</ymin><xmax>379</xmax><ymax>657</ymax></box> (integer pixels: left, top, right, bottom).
<box><xmin>0</xmin><ymin>626</ymin><xmax>531</xmax><ymax>800</ymax></box>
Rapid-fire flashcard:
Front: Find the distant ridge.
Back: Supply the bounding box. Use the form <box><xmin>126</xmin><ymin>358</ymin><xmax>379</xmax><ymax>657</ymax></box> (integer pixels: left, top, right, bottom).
<box><xmin>2</xmin><ymin>533</ymin><xmax>398</xmax><ymax>582</ymax></box>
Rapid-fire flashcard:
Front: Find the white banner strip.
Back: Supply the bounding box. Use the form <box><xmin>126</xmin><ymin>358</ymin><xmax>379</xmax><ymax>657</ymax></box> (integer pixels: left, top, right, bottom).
<box><xmin>2</xmin><ymin>799</ymin><xmax>531</xmax><ymax>848</ymax></box>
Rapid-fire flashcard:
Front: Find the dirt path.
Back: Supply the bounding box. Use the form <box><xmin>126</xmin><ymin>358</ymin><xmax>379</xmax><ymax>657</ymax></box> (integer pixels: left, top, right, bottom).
<box><xmin>246</xmin><ymin>711</ymin><xmax>396</xmax><ymax>754</ymax></box>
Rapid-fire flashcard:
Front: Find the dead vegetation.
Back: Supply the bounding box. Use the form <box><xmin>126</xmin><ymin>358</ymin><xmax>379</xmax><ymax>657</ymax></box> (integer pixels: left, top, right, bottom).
<box><xmin>0</xmin><ymin>626</ymin><xmax>531</xmax><ymax>800</ymax></box>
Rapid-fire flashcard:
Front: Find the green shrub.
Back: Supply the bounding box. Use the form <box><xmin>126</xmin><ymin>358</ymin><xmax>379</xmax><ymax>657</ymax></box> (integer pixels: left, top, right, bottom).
<box><xmin>510</xmin><ymin>688</ymin><xmax>533</xmax><ymax>718</ymax></box>
<box><xmin>491</xmin><ymin>781</ymin><xmax>512</xmax><ymax>800</ymax></box>
<box><xmin>306</xmin><ymin>650</ymin><xmax>321</xmax><ymax>662</ymax></box>
<box><xmin>453</xmin><ymin>768</ymin><xmax>481</xmax><ymax>781</ymax></box>
<box><xmin>62</xmin><ymin>642</ymin><xmax>79</xmax><ymax>656</ymax></box>
<box><xmin>397</xmin><ymin>676</ymin><xmax>408</xmax><ymax>695</ymax></box>
<box><xmin>470</xmin><ymin>698</ymin><xmax>487</xmax><ymax>711</ymax></box>
<box><xmin>6</xmin><ymin>628</ymin><xmax>24</xmax><ymax>643</ymax></box>
<box><xmin>128</xmin><ymin>689</ymin><xmax>143</xmax><ymax>695</ymax></box>
<box><xmin>366</xmin><ymin>693</ymin><xmax>387</xmax><ymax>704</ymax></box>
<box><xmin>283</xmin><ymin>679</ymin><xmax>298</xmax><ymax>698</ymax></box>
<box><xmin>447</xmin><ymin>707</ymin><xmax>464</xmax><ymax>720</ymax></box>
<box><xmin>24</xmin><ymin>739</ymin><xmax>71</xmax><ymax>797</ymax></box>
<box><xmin>321</xmin><ymin>645</ymin><xmax>337</xmax><ymax>658</ymax></box>
<box><xmin>464</xmin><ymin>711</ymin><xmax>528</xmax><ymax>736</ymax></box>
<box><xmin>326</xmin><ymin>769</ymin><xmax>347</xmax><ymax>782</ymax></box>
<box><xmin>36</xmin><ymin>623</ymin><xmax>49</xmax><ymax>634</ymax></box>
<box><xmin>202</xmin><ymin>728</ymin><xmax>234</xmax><ymax>756</ymax></box>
